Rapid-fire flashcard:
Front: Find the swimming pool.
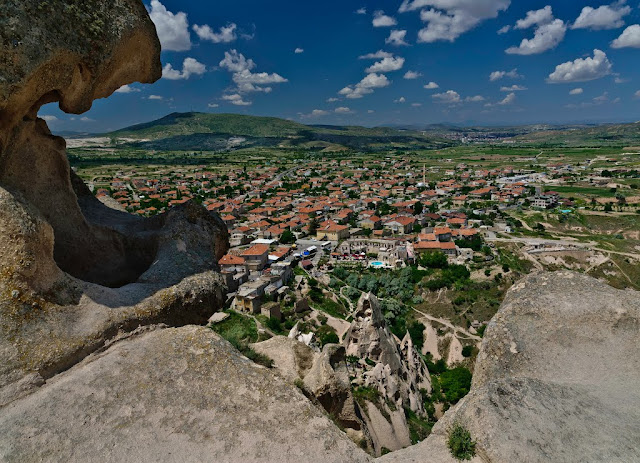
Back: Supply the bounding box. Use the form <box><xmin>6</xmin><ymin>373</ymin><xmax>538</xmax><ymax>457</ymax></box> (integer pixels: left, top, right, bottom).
<box><xmin>370</xmin><ymin>261</ymin><xmax>385</xmax><ymax>268</ymax></box>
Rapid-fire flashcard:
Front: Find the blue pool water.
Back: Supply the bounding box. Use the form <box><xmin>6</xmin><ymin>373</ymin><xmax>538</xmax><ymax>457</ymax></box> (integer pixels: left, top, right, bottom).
<box><xmin>370</xmin><ymin>261</ymin><xmax>384</xmax><ymax>267</ymax></box>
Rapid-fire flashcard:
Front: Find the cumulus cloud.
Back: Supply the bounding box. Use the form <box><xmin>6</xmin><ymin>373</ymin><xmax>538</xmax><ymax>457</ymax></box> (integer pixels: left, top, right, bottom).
<box><xmin>404</xmin><ymin>71</ymin><xmax>422</xmax><ymax>79</ymax></box>
<box><xmin>339</xmin><ymin>73</ymin><xmax>391</xmax><ymax>99</ymax></box>
<box><xmin>373</xmin><ymin>11</ymin><xmax>398</xmax><ymax>27</ymax></box>
<box><xmin>162</xmin><ymin>58</ymin><xmax>206</xmax><ymax>80</ymax></box>
<box><xmin>635</xmin><ymin>90</ymin><xmax>640</xmax><ymax>99</ymax></box>
<box><xmin>424</xmin><ymin>81</ymin><xmax>440</xmax><ymax>89</ymax></box>
<box><xmin>432</xmin><ymin>90</ymin><xmax>461</xmax><ymax>104</ymax></box>
<box><xmin>80</xmin><ymin>117</ymin><xmax>94</xmax><ymax>122</ymax></box>
<box><xmin>465</xmin><ymin>95</ymin><xmax>485</xmax><ymax>102</ymax></box>
<box><xmin>193</xmin><ymin>23</ymin><xmax>237</xmax><ymax>43</ymax></box>
<box><xmin>40</xmin><ymin>115</ymin><xmax>58</xmax><ymax>122</ymax></box>
<box><xmin>548</xmin><ymin>49</ymin><xmax>612</xmax><ymax>83</ymax></box>
<box><xmin>497</xmin><ymin>25</ymin><xmax>511</xmax><ymax>34</ymax></box>
<box><xmin>499</xmin><ymin>92</ymin><xmax>516</xmax><ymax>105</ymax></box>
<box><xmin>569</xmin><ymin>88</ymin><xmax>584</xmax><ymax>95</ymax></box>
<box><xmin>507</xmin><ymin>7</ymin><xmax>566</xmax><ymax>55</ymax></box>
<box><xmin>489</xmin><ymin>69</ymin><xmax>522</xmax><ymax>81</ymax></box>
<box><xmin>115</xmin><ymin>85</ymin><xmax>140</xmax><ymax>94</ymax></box>
<box><xmin>219</xmin><ymin>50</ymin><xmax>288</xmax><ymax>105</ymax></box>
<box><xmin>515</xmin><ymin>5</ymin><xmax>554</xmax><ymax>30</ymax></box>
<box><xmin>500</xmin><ymin>85</ymin><xmax>527</xmax><ymax>91</ymax></box>
<box><xmin>572</xmin><ymin>2</ymin><xmax>631</xmax><ymax>30</ymax></box>
<box><xmin>335</xmin><ymin>107</ymin><xmax>353</xmax><ymax>114</ymax></box>
<box><xmin>148</xmin><ymin>95</ymin><xmax>163</xmax><ymax>100</ymax></box>
<box><xmin>356</xmin><ymin>7</ymin><xmax>367</xmax><ymax>15</ymax></box>
<box><xmin>566</xmin><ymin>92</ymin><xmax>620</xmax><ymax>108</ymax></box>
<box><xmin>359</xmin><ymin>50</ymin><xmax>393</xmax><ymax>60</ymax></box>
<box><xmin>208</xmin><ymin>103</ymin><xmax>220</xmax><ymax>108</ymax></box>
<box><xmin>148</xmin><ymin>0</ymin><xmax>191</xmax><ymax>51</ymax></box>
<box><xmin>365</xmin><ymin>56</ymin><xmax>405</xmax><ymax>73</ymax></box>
<box><xmin>611</xmin><ymin>24</ymin><xmax>640</xmax><ymax>48</ymax></box>
<box><xmin>222</xmin><ymin>93</ymin><xmax>252</xmax><ymax>106</ymax></box>
<box><xmin>394</xmin><ymin>97</ymin><xmax>407</xmax><ymax>103</ymax></box>
<box><xmin>294</xmin><ymin>48</ymin><xmax>304</xmax><ymax>54</ymax></box>
<box><xmin>386</xmin><ymin>30</ymin><xmax>409</xmax><ymax>46</ymax></box>
<box><xmin>398</xmin><ymin>0</ymin><xmax>511</xmax><ymax>43</ymax></box>
<box><xmin>327</xmin><ymin>97</ymin><xmax>340</xmax><ymax>102</ymax></box>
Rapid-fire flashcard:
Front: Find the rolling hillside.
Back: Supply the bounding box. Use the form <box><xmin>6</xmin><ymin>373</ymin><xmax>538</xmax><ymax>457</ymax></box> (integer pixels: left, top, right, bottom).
<box><xmin>107</xmin><ymin>112</ymin><xmax>455</xmax><ymax>152</ymax></box>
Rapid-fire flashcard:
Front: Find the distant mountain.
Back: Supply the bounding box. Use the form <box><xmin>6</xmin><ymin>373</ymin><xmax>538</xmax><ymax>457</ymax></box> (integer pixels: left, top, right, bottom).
<box><xmin>512</xmin><ymin>122</ymin><xmax>640</xmax><ymax>147</ymax></box>
<box><xmin>107</xmin><ymin>112</ymin><xmax>455</xmax><ymax>152</ymax></box>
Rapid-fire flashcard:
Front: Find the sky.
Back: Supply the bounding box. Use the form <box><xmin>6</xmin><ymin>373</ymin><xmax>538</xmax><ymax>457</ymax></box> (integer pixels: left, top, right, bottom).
<box><xmin>41</xmin><ymin>0</ymin><xmax>640</xmax><ymax>132</ymax></box>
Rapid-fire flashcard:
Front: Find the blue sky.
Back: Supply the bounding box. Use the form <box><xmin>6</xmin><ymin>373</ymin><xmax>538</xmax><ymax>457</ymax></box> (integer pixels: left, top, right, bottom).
<box><xmin>41</xmin><ymin>0</ymin><xmax>640</xmax><ymax>132</ymax></box>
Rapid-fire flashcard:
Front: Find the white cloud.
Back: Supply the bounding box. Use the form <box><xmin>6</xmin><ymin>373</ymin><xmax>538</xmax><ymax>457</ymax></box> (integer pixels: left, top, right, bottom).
<box><xmin>367</xmin><ymin>110</ymin><xmax>375</xmax><ymax>113</ymax></box>
<box><xmin>497</xmin><ymin>25</ymin><xmax>511</xmax><ymax>34</ymax></box>
<box><xmin>489</xmin><ymin>69</ymin><xmax>522</xmax><ymax>81</ymax></box>
<box><xmin>208</xmin><ymin>103</ymin><xmax>220</xmax><ymax>108</ymax></box>
<box><xmin>394</xmin><ymin>97</ymin><xmax>407</xmax><ymax>103</ymax></box>
<box><xmin>115</xmin><ymin>85</ymin><xmax>140</xmax><ymax>94</ymax></box>
<box><xmin>567</xmin><ymin>92</ymin><xmax>621</xmax><ymax>108</ymax></box>
<box><xmin>335</xmin><ymin>107</ymin><xmax>353</xmax><ymax>114</ymax></box>
<box><xmin>359</xmin><ymin>50</ymin><xmax>393</xmax><ymax>60</ymax></box>
<box><xmin>162</xmin><ymin>57</ymin><xmax>206</xmax><ymax>80</ymax></box>
<box><xmin>386</xmin><ymin>30</ymin><xmax>409</xmax><ymax>46</ymax></box>
<box><xmin>356</xmin><ymin>7</ymin><xmax>367</xmax><ymax>15</ymax></box>
<box><xmin>572</xmin><ymin>2</ymin><xmax>631</xmax><ymax>30</ymax></box>
<box><xmin>148</xmin><ymin>95</ymin><xmax>163</xmax><ymax>100</ymax></box>
<box><xmin>635</xmin><ymin>90</ymin><xmax>640</xmax><ymax>99</ymax></box>
<box><xmin>365</xmin><ymin>56</ymin><xmax>405</xmax><ymax>73</ymax></box>
<box><xmin>500</xmin><ymin>85</ymin><xmax>527</xmax><ymax>91</ymax></box>
<box><xmin>515</xmin><ymin>6</ymin><xmax>554</xmax><ymax>30</ymax></box>
<box><xmin>80</xmin><ymin>116</ymin><xmax>94</xmax><ymax>122</ymax></box>
<box><xmin>424</xmin><ymin>81</ymin><xmax>440</xmax><ymax>89</ymax></box>
<box><xmin>148</xmin><ymin>0</ymin><xmax>191</xmax><ymax>51</ymax></box>
<box><xmin>569</xmin><ymin>88</ymin><xmax>584</xmax><ymax>95</ymax></box>
<box><xmin>611</xmin><ymin>24</ymin><xmax>640</xmax><ymax>48</ymax></box>
<box><xmin>499</xmin><ymin>92</ymin><xmax>516</xmax><ymax>105</ymax></box>
<box><xmin>193</xmin><ymin>23</ymin><xmax>237</xmax><ymax>43</ymax></box>
<box><xmin>219</xmin><ymin>50</ymin><xmax>287</xmax><ymax>104</ymax></box>
<box><xmin>506</xmin><ymin>7</ymin><xmax>566</xmax><ymax>56</ymax></box>
<box><xmin>339</xmin><ymin>73</ymin><xmax>391</xmax><ymax>99</ymax></box>
<box><xmin>373</xmin><ymin>11</ymin><xmax>397</xmax><ymax>27</ymax></box>
<box><xmin>614</xmin><ymin>77</ymin><xmax>629</xmax><ymax>84</ymax></box>
<box><xmin>548</xmin><ymin>49</ymin><xmax>613</xmax><ymax>83</ymax></box>
<box><xmin>222</xmin><ymin>93</ymin><xmax>252</xmax><ymax>106</ymax></box>
<box><xmin>327</xmin><ymin>97</ymin><xmax>340</xmax><ymax>102</ymax></box>
<box><xmin>219</xmin><ymin>49</ymin><xmax>255</xmax><ymax>73</ymax></box>
<box><xmin>404</xmin><ymin>71</ymin><xmax>422</xmax><ymax>79</ymax></box>
<box><xmin>40</xmin><ymin>115</ymin><xmax>58</xmax><ymax>122</ymax></box>
<box><xmin>432</xmin><ymin>90</ymin><xmax>461</xmax><ymax>104</ymax></box>
<box><xmin>398</xmin><ymin>0</ymin><xmax>510</xmax><ymax>43</ymax></box>
<box><xmin>294</xmin><ymin>48</ymin><xmax>304</xmax><ymax>54</ymax></box>
<box><xmin>465</xmin><ymin>95</ymin><xmax>485</xmax><ymax>102</ymax></box>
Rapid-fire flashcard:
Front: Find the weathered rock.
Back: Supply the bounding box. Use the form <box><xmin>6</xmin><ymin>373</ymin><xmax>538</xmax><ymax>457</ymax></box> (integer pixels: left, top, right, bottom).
<box><xmin>382</xmin><ymin>271</ymin><xmax>640</xmax><ymax>463</ymax></box>
<box><xmin>0</xmin><ymin>0</ymin><xmax>229</xmax><ymax>405</ymax></box>
<box><xmin>344</xmin><ymin>293</ymin><xmax>431</xmax><ymax>415</ymax></box>
<box><xmin>0</xmin><ymin>326</ymin><xmax>371</xmax><ymax>463</ymax></box>
<box><xmin>252</xmin><ymin>336</ymin><xmax>362</xmax><ymax>430</ymax></box>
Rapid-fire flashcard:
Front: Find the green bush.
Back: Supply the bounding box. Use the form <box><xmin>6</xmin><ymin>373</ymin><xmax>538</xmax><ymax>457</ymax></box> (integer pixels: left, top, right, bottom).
<box><xmin>320</xmin><ymin>332</ymin><xmax>340</xmax><ymax>346</ymax></box>
<box><xmin>447</xmin><ymin>423</ymin><xmax>476</xmax><ymax>460</ymax></box>
<box><xmin>461</xmin><ymin>345</ymin><xmax>473</xmax><ymax>358</ymax></box>
<box><xmin>440</xmin><ymin>367</ymin><xmax>472</xmax><ymax>403</ymax></box>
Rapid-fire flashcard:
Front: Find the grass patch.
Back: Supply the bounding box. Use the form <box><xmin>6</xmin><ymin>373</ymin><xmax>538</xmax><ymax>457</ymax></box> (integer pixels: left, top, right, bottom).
<box><xmin>447</xmin><ymin>423</ymin><xmax>476</xmax><ymax>461</ymax></box>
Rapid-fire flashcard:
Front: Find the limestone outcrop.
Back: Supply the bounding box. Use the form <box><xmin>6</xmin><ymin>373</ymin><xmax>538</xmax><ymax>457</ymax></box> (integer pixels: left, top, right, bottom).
<box><xmin>382</xmin><ymin>271</ymin><xmax>640</xmax><ymax>463</ymax></box>
<box><xmin>0</xmin><ymin>326</ymin><xmax>371</xmax><ymax>463</ymax></box>
<box><xmin>0</xmin><ymin>0</ymin><xmax>228</xmax><ymax>405</ymax></box>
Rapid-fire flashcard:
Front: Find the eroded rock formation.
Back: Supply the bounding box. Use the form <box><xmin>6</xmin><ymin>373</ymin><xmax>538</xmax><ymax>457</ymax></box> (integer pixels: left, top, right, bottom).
<box><xmin>381</xmin><ymin>271</ymin><xmax>640</xmax><ymax>463</ymax></box>
<box><xmin>0</xmin><ymin>0</ymin><xmax>228</xmax><ymax>405</ymax></box>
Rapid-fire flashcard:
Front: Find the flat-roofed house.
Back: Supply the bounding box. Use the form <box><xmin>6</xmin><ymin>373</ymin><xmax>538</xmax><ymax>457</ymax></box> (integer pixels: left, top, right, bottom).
<box><xmin>241</xmin><ymin>244</ymin><xmax>270</xmax><ymax>271</ymax></box>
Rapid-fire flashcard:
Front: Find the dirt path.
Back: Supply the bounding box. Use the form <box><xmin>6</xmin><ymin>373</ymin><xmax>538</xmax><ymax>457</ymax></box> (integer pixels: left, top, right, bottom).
<box><xmin>412</xmin><ymin>307</ymin><xmax>481</xmax><ymax>341</ymax></box>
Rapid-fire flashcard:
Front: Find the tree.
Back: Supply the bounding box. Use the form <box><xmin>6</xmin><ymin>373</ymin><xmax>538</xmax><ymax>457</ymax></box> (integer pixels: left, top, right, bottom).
<box><xmin>419</xmin><ymin>251</ymin><xmax>448</xmax><ymax>269</ymax></box>
<box><xmin>309</xmin><ymin>216</ymin><xmax>320</xmax><ymax>234</ymax></box>
<box><xmin>280</xmin><ymin>230</ymin><xmax>295</xmax><ymax>244</ymax></box>
<box><xmin>413</xmin><ymin>201</ymin><xmax>424</xmax><ymax>215</ymax></box>
<box><xmin>440</xmin><ymin>367</ymin><xmax>472</xmax><ymax>403</ymax></box>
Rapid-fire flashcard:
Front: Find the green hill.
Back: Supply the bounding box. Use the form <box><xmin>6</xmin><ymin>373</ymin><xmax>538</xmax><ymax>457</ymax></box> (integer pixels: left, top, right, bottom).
<box><xmin>108</xmin><ymin>112</ymin><xmax>454</xmax><ymax>152</ymax></box>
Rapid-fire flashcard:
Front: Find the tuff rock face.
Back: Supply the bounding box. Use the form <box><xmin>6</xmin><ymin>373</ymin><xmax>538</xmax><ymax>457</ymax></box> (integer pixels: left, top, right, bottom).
<box><xmin>344</xmin><ymin>293</ymin><xmax>431</xmax><ymax>415</ymax></box>
<box><xmin>382</xmin><ymin>271</ymin><xmax>640</xmax><ymax>463</ymax></box>
<box><xmin>0</xmin><ymin>326</ymin><xmax>371</xmax><ymax>463</ymax></box>
<box><xmin>0</xmin><ymin>0</ymin><xmax>229</xmax><ymax>405</ymax></box>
